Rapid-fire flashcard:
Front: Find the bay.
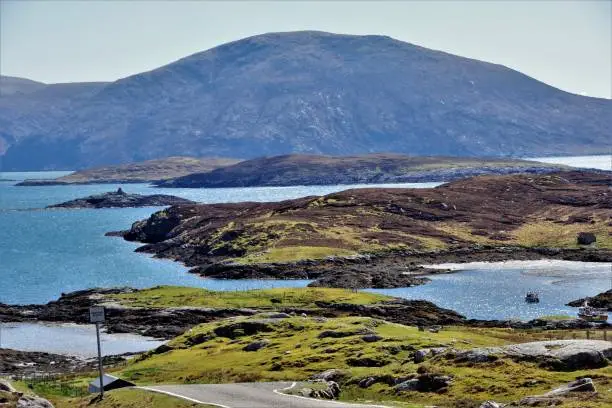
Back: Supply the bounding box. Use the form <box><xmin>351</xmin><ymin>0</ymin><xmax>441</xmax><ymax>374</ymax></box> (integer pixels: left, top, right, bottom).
<box><xmin>0</xmin><ymin>178</ymin><xmax>440</xmax><ymax>305</ymax></box>
<box><xmin>370</xmin><ymin>260</ymin><xmax>611</xmax><ymax>321</ymax></box>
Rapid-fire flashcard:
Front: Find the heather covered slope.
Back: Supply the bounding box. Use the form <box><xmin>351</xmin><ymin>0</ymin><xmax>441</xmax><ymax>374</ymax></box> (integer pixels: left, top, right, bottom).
<box><xmin>122</xmin><ymin>171</ymin><xmax>611</xmax><ymax>270</ymax></box>
<box><xmin>157</xmin><ymin>153</ymin><xmax>565</xmax><ymax>187</ymax></box>
<box><xmin>1</xmin><ymin>31</ymin><xmax>611</xmax><ymax>170</ymax></box>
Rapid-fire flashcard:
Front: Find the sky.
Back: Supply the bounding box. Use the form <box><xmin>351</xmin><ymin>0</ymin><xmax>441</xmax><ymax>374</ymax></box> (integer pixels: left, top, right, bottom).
<box><xmin>1</xmin><ymin>0</ymin><xmax>610</xmax><ymax>98</ymax></box>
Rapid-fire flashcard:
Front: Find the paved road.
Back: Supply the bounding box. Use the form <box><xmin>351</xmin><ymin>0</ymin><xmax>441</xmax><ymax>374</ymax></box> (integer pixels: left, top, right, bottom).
<box><xmin>140</xmin><ymin>382</ymin><xmax>389</xmax><ymax>408</ymax></box>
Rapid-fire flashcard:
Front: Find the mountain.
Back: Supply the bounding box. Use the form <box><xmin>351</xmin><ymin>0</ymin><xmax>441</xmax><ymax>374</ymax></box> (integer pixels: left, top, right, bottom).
<box><xmin>1</xmin><ymin>31</ymin><xmax>610</xmax><ymax>170</ymax></box>
<box><xmin>0</xmin><ymin>76</ymin><xmax>47</xmax><ymax>96</ymax></box>
<box><xmin>0</xmin><ymin>78</ymin><xmax>109</xmax><ymax>159</ymax></box>
<box><xmin>156</xmin><ymin>153</ymin><xmax>566</xmax><ymax>188</ymax></box>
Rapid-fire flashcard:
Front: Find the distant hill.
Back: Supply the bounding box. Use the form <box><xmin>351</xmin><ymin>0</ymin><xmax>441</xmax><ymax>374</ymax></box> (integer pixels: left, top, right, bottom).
<box><xmin>0</xmin><ymin>76</ymin><xmax>47</xmax><ymax>96</ymax></box>
<box><xmin>0</xmin><ymin>78</ymin><xmax>109</xmax><ymax>157</ymax></box>
<box><xmin>156</xmin><ymin>153</ymin><xmax>566</xmax><ymax>187</ymax></box>
<box><xmin>1</xmin><ymin>31</ymin><xmax>610</xmax><ymax>170</ymax></box>
<box><xmin>17</xmin><ymin>156</ymin><xmax>240</xmax><ymax>185</ymax></box>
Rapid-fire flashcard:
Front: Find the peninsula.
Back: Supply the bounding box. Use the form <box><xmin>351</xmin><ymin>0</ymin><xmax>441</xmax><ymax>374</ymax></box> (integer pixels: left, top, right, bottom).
<box><xmin>116</xmin><ymin>171</ymin><xmax>611</xmax><ymax>284</ymax></box>
<box><xmin>156</xmin><ymin>153</ymin><xmax>565</xmax><ymax>188</ymax></box>
<box><xmin>17</xmin><ymin>156</ymin><xmax>240</xmax><ymax>186</ymax></box>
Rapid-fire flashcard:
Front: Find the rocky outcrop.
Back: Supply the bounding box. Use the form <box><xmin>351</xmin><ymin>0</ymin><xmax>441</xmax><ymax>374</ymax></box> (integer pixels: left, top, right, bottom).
<box><xmin>47</xmin><ymin>189</ymin><xmax>194</xmax><ymax>209</ymax></box>
<box><xmin>567</xmin><ymin>289</ymin><xmax>612</xmax><ymax>311</ymax></box>
<box><xmin>487</xmin><ymin>378</ymin><xmax>598</xmax><ymax>407</ymax></box>
<box><xmin>577</xmin><ymin>232</ymin><xmax>596</xmax><ymax>245</ymax></box>
<box><xmin>454</xmin><ymin>340</ymin><xmax>612</xmax><ymax>370</ymax></box>
<box><xmin>0</xmin><ymin>349</ymin><xmax>88</xmax><ymax>376</ymax></box>
<box><xmin>243</xmin><ymin>339</ymin><xmax>270</xmax><ymax>352</ymax></box>
<box><xmin>0</xmin><ymin>380</ymin><xmax>54</xmax><ymax>408</ymax></box>
<box><xmin>311</xmin><ymin>369</ymin><xmax>348</xmax><ymax>383</ymax></box>
<box><xmin>294</xmin><ymin>381</ymin><xmax>341</xmax><ymax>400</ymax></box>
<box><xmin>395</xmin><ymin>373</ymin><xmax>452</xmax><ymax>393</ymax></box>
<box><xmin>0</xmin><ymin>288</ymin><xmax>259</xmax><ymax>339</ymax></box>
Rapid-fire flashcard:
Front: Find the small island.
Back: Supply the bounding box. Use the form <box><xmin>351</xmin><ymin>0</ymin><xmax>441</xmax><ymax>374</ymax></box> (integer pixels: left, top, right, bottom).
<box><xmin>17</xmin><ymin>156</ymin><xmax>240</xmax><ymax>186</ymax></box>
<box><xmin>156</xmin><ymin>153</ymin><xmax>567</xmax><ymax>188</ymax></box>
<box><xmin>47</xmin><ymin>188</ymin><xmax>194</xmax><ymax>209</ymax></box>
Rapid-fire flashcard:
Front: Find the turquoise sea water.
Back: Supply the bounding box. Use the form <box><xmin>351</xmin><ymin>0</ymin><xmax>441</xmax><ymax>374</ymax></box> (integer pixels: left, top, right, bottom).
<box><xmin>1</xmin><ymin>155</ymin><xmax>609</xmax><ymax>321</ymax></box>
<box><xmin>0</xmin><ymin>175</ymin><xmax>440</xmax><ymax>305</ymax></box>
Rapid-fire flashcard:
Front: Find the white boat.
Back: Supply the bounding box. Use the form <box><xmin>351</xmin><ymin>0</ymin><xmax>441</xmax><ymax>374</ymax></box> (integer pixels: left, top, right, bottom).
<box><xmin>577</xmin><ymin>301</ymin><xmax>608</xmax><ymax>322</ymax></box>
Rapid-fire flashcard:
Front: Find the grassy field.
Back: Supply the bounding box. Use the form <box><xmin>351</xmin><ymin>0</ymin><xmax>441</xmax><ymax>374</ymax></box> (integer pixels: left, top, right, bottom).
<box><xmin>110</xmin><ymin>286</ymin><xmax>391</xmax><ymax>308</ymax></box>
<box><xmin>51</xmin><ymin>388</ymin><xmax>207</xmax><ymax>408</ymax></box>
<box><xmin>108</xmin><ymin>315</ymin><xmax>611</xmax><ymax>407</ymax></box>
<box><xmin>8</xmin><ymin>380</ymin><xmax>214</xmax><ymax>408</ymax></box>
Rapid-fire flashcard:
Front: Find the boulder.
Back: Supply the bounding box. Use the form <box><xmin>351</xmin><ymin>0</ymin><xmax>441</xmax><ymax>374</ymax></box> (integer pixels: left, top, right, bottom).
<box><xmin>395</xmin><ymin>379</ymin><xmax>420</xmax><ymax>392</ymax></box>
<box><xmin>243</xmin><ymin>339</ymin><xmax>270</xmax><ymax>352</ymax></box>
<box><xmin>395</xmin><ymin>374</ymin><xmax>452</xmax><ymax>393</ymax></box>
<box><xmin>413</xmin><ymin>349</ymin><xmax>431</xmax><ymax>363</ymax></box>
<box><xmin>346</xmin><ymin>356</ymin><xmax>391</xmax><ymax>367</ymax></box>
<box><xmin>0</xmin><ymin>380</ymin><xmax>15</xmax><ymax>393</ymax></box>
<box><xmin>312</xmin><ymin>381</ymin><xmax>341</xmax><ymax>399</ymax></box>
<box><xmin>311</xmin><ymin>369</ymin><xmax>348</xmax><ymax>382</ymax></box>
<box><xmin>16</xmin><ymin>395</ymin><xmax>54</xmax><ymax>408</ymax></box>
<box><xmin>514</xmin><ymin>396</ymin><xmax>562</xmax><ymax>406</ymax></box>
<box><xmin>455</xmin><ymin>340</ymin><xmax>611</xmax><ymax>370</ymax></box>
<box><xmin>358</xmin><ymin>377</ymin><xmax>378</xmax><ymax>388</ymax></box>
<box><xmin>479</xmin><ymin>402</ymin><xmax>503</xmax><ymax>408</ymax></box>
<box><xmin>543</xmin><ymin>378</ymin><xmax>595</xmax><ymax>396</ymax></box>
<box><xmin>362</xmin><ymin>334</ymin><xmax>383</xmax><ymax>342</ymax></box>
<box><xmin>577</xmin><ymin>232</ymin><xmax>596</xmax><ymax>245</ymax></box>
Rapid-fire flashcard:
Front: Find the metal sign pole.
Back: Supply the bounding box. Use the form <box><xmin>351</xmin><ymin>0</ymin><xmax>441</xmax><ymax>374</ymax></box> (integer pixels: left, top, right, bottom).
<box><xmin>95</xmin><ymin>322</ymin><xmax>104</xmax><ymax>398</ymax></box>
<box><xmin>89</xmin><ymin>306</ymin><xmax>106</xmax><ymax>399</ymax></box>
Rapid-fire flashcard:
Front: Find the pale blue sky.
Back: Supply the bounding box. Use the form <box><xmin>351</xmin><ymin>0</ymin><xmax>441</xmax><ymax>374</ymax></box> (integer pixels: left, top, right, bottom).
<box><xmin>1</xmin><ymin>0</ymin><xmax>610</xmax><ymax>98</ymax></box>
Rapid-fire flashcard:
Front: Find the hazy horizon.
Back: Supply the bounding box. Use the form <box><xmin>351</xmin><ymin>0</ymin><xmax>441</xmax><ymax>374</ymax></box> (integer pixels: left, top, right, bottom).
<box><xmin>1</xmin><ymin>1</ymin><xmax>610</xmax><ymax>98</ymax></box>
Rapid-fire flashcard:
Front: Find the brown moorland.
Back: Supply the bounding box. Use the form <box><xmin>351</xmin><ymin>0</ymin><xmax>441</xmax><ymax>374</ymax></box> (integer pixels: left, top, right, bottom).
<box><xmin>120</xmin><ymin>171</ymin><xmax>611</xmax><ymax>283</ymax></box>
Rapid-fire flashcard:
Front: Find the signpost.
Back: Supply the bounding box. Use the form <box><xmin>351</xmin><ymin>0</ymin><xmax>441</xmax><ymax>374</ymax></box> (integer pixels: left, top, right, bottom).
<box><xmin>89</xmin><ymin>306</ymin><xmax>105</xmax><ymax>398</ymax></box>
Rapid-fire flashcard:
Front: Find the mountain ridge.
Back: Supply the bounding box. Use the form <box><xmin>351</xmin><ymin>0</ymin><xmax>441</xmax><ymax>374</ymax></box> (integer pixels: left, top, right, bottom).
<box><xmin>1</xmin><ymin>31</ymin><xmax>610</xmax><ymax>170</ymax></box>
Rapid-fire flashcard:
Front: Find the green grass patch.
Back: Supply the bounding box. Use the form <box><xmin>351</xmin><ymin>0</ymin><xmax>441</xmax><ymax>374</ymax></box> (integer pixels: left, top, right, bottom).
<box><xmin>235</xmin><ymin>245</ymin><xmax>357</xmax><ymax>263</ymax></box>
<box><xmin>111</xmin><ymin>315</ymin><xmax>612</xmax><ymax>407</ymax></box>
<box><xmin>110</xmin><ymin>286</ymin><xmax>391</xmax><ymax>309</ymax></box>
<box><xmin>48</xmin><ymin>388</ymin><xmax>208</xmax><ymax>408</ymax></box>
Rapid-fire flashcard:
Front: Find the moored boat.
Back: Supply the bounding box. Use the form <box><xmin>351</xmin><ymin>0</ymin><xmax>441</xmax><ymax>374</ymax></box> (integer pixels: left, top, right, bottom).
<box><xmin>525</xmin><ymin>291</ymin><xmax>540</xmax><ymax>303</ymax></box>
<box><xmin>577</xmin><ymin>301</ymin><xmax>608</xmax><ymax>322</ymax></box>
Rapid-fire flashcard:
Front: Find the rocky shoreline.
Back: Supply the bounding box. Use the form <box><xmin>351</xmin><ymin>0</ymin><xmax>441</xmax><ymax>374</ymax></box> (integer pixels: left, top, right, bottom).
<box><xmin>1</xmin><ymin>286</ymin><xmax>604</xmax><ymax>344</ymax></box>
<box><xmin>104</xmin><ymin>243</ymin><xmax>611</xmax><ymax>288</ymax></box>
<box><xmin>567</xmin><ymin>289</ymin><xmax>612</xmax><ymax>311</ymax></box>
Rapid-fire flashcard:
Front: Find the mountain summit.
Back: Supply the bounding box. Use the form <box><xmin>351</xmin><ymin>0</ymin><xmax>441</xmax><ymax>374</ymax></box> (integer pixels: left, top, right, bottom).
<box><xmin>1</xmin><ymin>31</ymin><xmax>610</xmax><ymax>170</ymax></box>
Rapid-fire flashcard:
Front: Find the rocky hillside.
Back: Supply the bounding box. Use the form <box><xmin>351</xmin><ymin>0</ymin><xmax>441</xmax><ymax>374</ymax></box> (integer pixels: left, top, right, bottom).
<box><xmin>157</xmin><ymin>153</ymin><xmax>565</xmax><ymax>187</ymax></box>
<box><xmin>17</xmin><ymin>156</ymin><xmax>240</xmax><ymax>185</ymax></box>
<box><xmin>120</xmin><ymin>171</ymin><xmax>611</xmax><ymax>276</ymax></box>
<box><xmin>1</xmin><ymin>31</ymin><xmax>610</xmax><ymax>170</ymax></box>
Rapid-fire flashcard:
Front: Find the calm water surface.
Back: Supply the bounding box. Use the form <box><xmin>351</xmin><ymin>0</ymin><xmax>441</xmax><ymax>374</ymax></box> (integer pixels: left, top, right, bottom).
<box><xmin>0</xmin><ymin>176</ymin><xmax>439</xmax><ymax>304</ymax></box>
<box><xmin>0</xmin><ymin>322</ymin><xmax>165</xmax><ymax>357</ymax></box>
<box><xmin>525</xmin><ymin>154</ymin><xmax>610</xmax><ymax>170</ymax></box>
<box><xmin>370</xmin><ymin>260</ymin><xmax>611</xmax><ymax>321</ymax></box>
